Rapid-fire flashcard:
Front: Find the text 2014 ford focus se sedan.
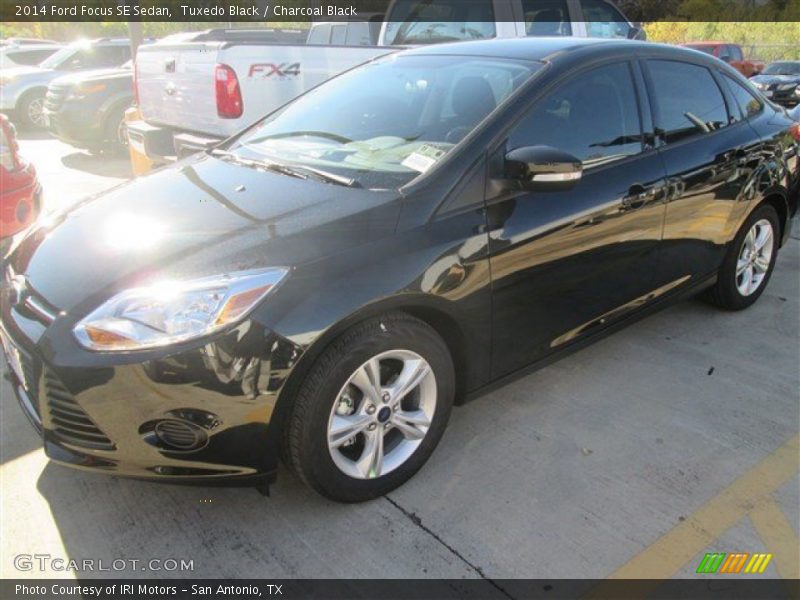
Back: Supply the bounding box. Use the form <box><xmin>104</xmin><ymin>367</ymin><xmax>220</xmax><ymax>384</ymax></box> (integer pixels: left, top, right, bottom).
<box><xmin>2</xmin><ymin>39</ymin><xmax>798</xmax><ymax>502</ymax></box>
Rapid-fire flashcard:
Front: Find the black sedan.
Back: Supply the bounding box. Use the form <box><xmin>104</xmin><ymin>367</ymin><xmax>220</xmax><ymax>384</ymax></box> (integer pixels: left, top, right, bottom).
<box><xmin>751</xmin><ymin>61</ymin><xmax>800</xmax><ymax>106</ymax></box>
<box><xmin>2</xmin><ymin>39</ymin><xmax>798</xmax><ymax>502</ymax></box>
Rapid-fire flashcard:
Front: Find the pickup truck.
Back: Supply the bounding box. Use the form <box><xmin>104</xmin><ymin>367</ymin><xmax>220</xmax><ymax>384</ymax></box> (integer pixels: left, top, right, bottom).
<box><xmin>681</xmin><ymin>42</ymin><xmax>765</xmax><ymax>78</ymax></box>
<box><xmin>128</xmin><ymin>26</ymin><xmax>395</xmax><ymax>164</ymax></box>
<box><xmin>130</xmin><ymin>0</ymin><xmax>643</xmax><ymax>166</ymax></box>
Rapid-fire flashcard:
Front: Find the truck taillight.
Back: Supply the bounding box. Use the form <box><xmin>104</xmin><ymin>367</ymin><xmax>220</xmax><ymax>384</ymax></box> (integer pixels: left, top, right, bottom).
<box><xmin>215</xmin><ymin>64</ymin><xmax>243</xmax><ymax>119</ymax></box>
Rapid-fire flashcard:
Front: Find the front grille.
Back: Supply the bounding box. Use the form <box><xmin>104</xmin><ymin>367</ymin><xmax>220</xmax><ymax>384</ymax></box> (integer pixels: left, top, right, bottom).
<box><xmin>43</xmin><ymin>369</ymin><xmax>115</xmax><ymax>451</ymax></box>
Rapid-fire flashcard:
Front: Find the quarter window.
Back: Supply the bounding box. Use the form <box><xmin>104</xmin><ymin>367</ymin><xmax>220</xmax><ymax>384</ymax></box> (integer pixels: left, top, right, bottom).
<box><xmin>647</xmin><ymin>60</ymin><xmax>730</xmax><ymax>144</ymax></box>
<box><xmin>522</xmin><ymin>0</ymin><xmax>572</xmax><ymax>37</ymax></box>
<box><xmin>722</xmin><ymin>73</ymin><xmax>763</xmax><ymax>120</ymax></box>
<box><xmin>508</xmin><ymin>62</ymin><xmax>643</xmax><ymax>167</ymax></box>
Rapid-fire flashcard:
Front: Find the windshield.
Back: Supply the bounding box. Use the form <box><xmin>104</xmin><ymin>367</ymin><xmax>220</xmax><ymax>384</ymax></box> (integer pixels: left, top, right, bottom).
<box><xmin>763</xmin><ymin>62</ymin><xmax>800</xmax><ymax>76</ymax></box>
<box><xmin>383</xmin><ymin>0</ymin><xmax>496</xmax><ymax>45</ymax></box>
<box><xmin>230</xmin><ymin>54</ymin><xmax>541</xmax><ymax>189</ymax></box>
<box><xmin>39</xmin><ymin>45</ymin><xmax>78</xmax><ymax>69</ymax></box>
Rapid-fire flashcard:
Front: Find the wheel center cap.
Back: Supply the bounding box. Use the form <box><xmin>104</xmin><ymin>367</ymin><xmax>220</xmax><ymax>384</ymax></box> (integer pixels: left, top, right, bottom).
<box><xmin>377</xmin><ymin>406</ymin><xmax>392</xmax><ymax>423</ymax></box>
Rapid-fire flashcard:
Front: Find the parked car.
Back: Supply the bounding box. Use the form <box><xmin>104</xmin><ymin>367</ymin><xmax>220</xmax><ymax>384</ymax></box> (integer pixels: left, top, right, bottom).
<box><xmin>0</xmin><ymin>43</ymin><xmax>63</xmax><ymax>71</ymax></box>
<box><xmin>0</xmin><ymin>115</ymin><xmax>41</xmax><ymax>253</ymax></box>
<box><xmin>0</xmin><ymin>39</ymin><xmax>132</xmax><ymax>129</ymax></box>
<box><xmin>3</xmin><ymin>39</ymin><xmax>797</xmax><ymax>502</ymax></box>
<box><xmin>750</xmin><ymin>61</ymin><xmax>800</xmax><ymax>106</ymax></box>
<box><xmin>0</xmin><ymin>38</ymin><xmax>59</xmax><ymax>47</ymax></box>
<box><xmin>43</xmin><ymin>61</ymin><xmax>133</xmax><ymax>152</ymax></box>
<box><xmin>681</xmin><ymin>42</ymin><xmax>764</xmax><ymax>77</ymax></box>
<box><xmin>130</xmin><ymin>0</ymin><xmax>644</xmax><ymax>169</ymax></box>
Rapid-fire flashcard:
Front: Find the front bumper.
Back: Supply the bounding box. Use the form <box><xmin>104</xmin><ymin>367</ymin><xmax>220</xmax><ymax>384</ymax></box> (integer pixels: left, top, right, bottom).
<box><xmin>43</xmin><ymin>105</ymin><xmax>103</xmax><ymax>148</ymax></box>
<box><xmin>1</xmin><ymin>291</ymin><xmax>303</xmax><ymax>486</ymax></box>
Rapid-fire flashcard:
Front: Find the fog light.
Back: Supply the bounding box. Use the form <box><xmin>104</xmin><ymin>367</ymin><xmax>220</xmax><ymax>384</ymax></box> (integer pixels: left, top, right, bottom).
<box><xmin>152</xmin><ymin>419</ymin><xmax>208</xmax><ymax>451</ymax></box>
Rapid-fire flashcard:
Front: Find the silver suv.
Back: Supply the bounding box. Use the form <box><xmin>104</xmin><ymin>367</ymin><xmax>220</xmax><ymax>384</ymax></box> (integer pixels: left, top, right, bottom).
<box><xmin>0</xmin><ymin>39</ymin><xmax>131</xmax><ymax>129</ymax></box>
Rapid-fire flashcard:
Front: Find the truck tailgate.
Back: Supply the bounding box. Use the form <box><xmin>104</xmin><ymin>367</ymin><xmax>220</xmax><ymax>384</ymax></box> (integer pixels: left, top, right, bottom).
<box><xmin>137</xmin><ymin>42</ymin><xmax>395</xmax><ymax>139</ymax></box>
<box><xmin>136</xmin><ymin>42</ymin><xmax>221</xmax><ymax>136</ymax></box>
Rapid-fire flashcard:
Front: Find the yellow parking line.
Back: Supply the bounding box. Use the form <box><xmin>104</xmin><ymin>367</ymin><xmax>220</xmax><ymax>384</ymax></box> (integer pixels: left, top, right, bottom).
<box><xmin>585</xmin><ymin>433</ymin><xmax>799</xmax><ymax>598</ymax></box>
<box><xmin>749</xmin><ymin>497</ymin><xmax>799</xmax><ymax>579</ymax></box>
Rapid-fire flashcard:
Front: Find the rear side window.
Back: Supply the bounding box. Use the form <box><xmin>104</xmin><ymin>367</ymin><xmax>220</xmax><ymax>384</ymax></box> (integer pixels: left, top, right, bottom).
<box><xmin>509</xmin><ymin>62</ymin><xmax>643</xmax><ymax>166</ymax></box>
<box><xmin>580</xmin><ymin>0</ymin><xmax>631</xmax><ymax>38</ymax></box>
<box><xmin>728</xmin><ymin>45</ymin><xmax>744</xmax><ymax>62</ymax></box>
<box><xmin>647</xmin><ymin>60</ymin><xmax>730</xmax><ymax>144</ymax></box>
<box><xmin>522</xmin><ymin>0</ymin><xmax>572</xmax><ymax>37</ymax></box>
<box><xmin>722</xmin><ymin>73</ymin><xmax>763</xmax><ymax>120</ymax></box>
<box><xmin>9</xmin><ymin>49</ymin><xmax>54</xmax><ymax>65</ymax></box>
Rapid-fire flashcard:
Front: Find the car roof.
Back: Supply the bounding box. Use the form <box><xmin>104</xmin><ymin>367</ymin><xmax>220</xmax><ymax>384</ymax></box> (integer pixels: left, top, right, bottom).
<box><xmin>399</xmin><ymin>37</ymin><xmax>687</xmax><ymax>63</ymax></box>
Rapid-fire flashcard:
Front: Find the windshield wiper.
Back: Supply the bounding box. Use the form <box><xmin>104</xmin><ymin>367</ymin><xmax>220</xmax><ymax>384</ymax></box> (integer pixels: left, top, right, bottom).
<box><xmin>209</xmin><ymin>149</ymin><xmax>361</xmax><ymax>188</ymax></box>
<box><xmin>283</xmin><ymin>164</ymin><xmax>361</xmax><ymax>188</ymax></box>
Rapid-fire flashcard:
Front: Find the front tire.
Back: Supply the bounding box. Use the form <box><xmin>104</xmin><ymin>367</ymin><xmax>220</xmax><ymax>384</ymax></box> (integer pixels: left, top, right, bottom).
<box><xmin>285</xmin><ymin>313</ymin><xmax>455</xmax><ymax>502</ymax></box>
<box><xmin>706</xmin><ymin>204</ymin><xmax>780</xmax><ymax>310</ymax></box>
<box><xmin>17</xmin><ymin>89</ymin><xmax>47</xmax><ymax>130</ymax></box>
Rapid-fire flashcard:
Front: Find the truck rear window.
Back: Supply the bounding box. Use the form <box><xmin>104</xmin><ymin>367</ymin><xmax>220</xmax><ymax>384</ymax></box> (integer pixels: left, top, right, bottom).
<box><xmin>383</xmin><ymin>0</ymin><xmax>496</xmax><ymax>45</ymax></box>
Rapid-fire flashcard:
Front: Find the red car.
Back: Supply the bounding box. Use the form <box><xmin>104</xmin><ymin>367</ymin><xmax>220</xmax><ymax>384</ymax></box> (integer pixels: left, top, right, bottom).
<box><xmin>0</xmin><ymin>114</ymin><xmax>41</xmax><ymax>251</ymax></box>
<box><xmin>681</xmin><ymin>42</ymin><xmax>765</xmax><ymax>78</ymax></box>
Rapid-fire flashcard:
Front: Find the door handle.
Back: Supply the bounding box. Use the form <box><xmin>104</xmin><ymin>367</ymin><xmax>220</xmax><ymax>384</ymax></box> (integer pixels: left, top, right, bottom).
<box><xmin>621</xmin><ymin>185</ymin><xmax>656</xmax><ymax>211</ymax></box>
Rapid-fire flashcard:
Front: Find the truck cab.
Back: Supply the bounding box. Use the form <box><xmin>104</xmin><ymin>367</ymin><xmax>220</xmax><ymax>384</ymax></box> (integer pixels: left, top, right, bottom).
<box><xmin>378</xmin><ymin>0</ymin><xmax>644</xmax><ymax>45</ymax></box>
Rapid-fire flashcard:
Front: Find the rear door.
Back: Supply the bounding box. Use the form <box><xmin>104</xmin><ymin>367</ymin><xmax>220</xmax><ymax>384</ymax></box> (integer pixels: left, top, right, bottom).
<box><xmin>486</xmin><ymin>60</ymin><xmax>668</xmax><ymax>377</ymax></box>
<box><xmin>643</xmin><ymin>59</ymin><xmax>762</xmax><ymax>287</ymax></box>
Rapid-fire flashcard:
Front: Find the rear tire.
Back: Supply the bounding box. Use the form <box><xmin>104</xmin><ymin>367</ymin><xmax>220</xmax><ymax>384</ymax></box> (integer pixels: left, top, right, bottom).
<box><xmin>705</xmin><ymin>204</ymin><xmax>780</xmax><ymax>310</ymax></box>
<box><xmin>285</xmin><ymin>313</ymin><xmax>455</xmax><ymax>502</ymax></box>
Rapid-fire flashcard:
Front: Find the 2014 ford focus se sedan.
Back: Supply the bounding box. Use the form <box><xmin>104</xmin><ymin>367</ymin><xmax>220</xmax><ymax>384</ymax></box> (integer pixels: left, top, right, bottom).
<box><xmin>2</xmin><ymin>39</ymin><xmax>798</xmax><ymax>502</ymax></box>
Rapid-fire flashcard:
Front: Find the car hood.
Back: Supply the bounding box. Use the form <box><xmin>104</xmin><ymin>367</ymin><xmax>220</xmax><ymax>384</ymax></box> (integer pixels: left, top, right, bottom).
<box><xmin>10</xmin><ymin>153</ymin><xmax>401</xmax><ymax>315</ymax></box>
<box><xmin>50</xmin><ymin>68</ymin><xmax>131</xmax><ymax>86</ymax></box>
<box><xmin>751</xmin><ymin>74</ymin><xmax>800</xmax><ymax>85</ymax></box>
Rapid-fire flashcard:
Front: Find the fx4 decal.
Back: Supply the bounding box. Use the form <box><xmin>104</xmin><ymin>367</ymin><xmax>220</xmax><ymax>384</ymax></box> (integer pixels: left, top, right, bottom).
<box><xmin>249</xmin><ymin>63</ymin><xmax>302</xmax><ymax>78</ymax></box>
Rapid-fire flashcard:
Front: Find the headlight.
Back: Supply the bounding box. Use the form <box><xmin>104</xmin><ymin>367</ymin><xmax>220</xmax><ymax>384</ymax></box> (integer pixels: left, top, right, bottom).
<box><xmin>0</xmin><ymin>74</ymin><xmax>17</xmax><ymax>86</ymax></box>
<box><xmin>777</xmin><ymin>83</ymin><xmax>796</xmax><ymax>91</ymax></box>
<box><xmin>73</xmin><ymin>268</ymin><xmax>288</xmax><ymax>352</ymax></box>
<box><xmin>65</xmin><ymin>82</ymin><xmax>107</xmax><ymax>101</ymax></box>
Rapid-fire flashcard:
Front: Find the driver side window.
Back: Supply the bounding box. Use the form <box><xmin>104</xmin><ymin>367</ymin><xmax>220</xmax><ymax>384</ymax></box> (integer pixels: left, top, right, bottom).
<box><xmin>508</xmin><ymin>62</ymin><xmax>644</xmax><ymax>167</ymax></box>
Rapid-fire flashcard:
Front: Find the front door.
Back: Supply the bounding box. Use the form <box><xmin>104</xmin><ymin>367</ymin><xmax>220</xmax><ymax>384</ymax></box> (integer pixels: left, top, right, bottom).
<box><xmin>486</xmin><ymin>60</ymin><xmax>668</xmax><ymax>378</ymax></box>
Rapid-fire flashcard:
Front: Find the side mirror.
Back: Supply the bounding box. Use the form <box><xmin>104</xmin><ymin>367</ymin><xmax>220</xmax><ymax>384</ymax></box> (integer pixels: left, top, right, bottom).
<box><xmin>627</xmin><ymin>26</ymin><xmax>646</xmax><ymax>41</ymax></box>
<box><xmin>504</xmin><ymin>145</ymin><xmax>583</xmax><ymax>192</ymax></box>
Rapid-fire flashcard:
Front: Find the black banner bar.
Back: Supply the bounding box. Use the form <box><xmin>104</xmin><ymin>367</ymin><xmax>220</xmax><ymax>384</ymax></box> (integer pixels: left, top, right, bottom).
<box><xmin>2</xmin><ymin>0</ymin><xmax>800</xmax><ymax>22</ymax></box>
<box><xmin>2</xmin><ymin>579</ymin><xmax>799</xmax><ymax>600</ymax></box>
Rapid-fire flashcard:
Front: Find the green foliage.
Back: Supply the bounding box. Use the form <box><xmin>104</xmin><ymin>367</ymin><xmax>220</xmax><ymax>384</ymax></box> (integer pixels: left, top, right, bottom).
<box><xmin>645</xmin><ymin>22</ymin><xmax>800</xmax><ymax>61</ymax></box>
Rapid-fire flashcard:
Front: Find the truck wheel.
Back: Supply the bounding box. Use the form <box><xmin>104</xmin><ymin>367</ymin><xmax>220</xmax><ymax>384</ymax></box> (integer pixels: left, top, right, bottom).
<box><xmin>286</xmin><ymin>313</ymin><xmax>455</xmax><ymax>502</ymax></box>
<box><xmin>17</xmin><ymin>89</ymin><xmax>47</xmax><ymax>130</ymax></box>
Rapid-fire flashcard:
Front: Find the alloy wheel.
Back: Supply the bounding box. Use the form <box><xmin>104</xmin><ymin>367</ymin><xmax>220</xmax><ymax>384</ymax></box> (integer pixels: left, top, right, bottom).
<box><xmin>736</xmin><ymin>218</ymin><xmax>774</xmax><ymax>297</ymax></box>
<box><xmin>327</xmin><ymin>349</ymin><xmax>437</xmax><ymax>480</ymax></box>
<box><xmin>27</xmin><ymin>96</ymin><xmax>46</xmax><ymax>128</ymax></box>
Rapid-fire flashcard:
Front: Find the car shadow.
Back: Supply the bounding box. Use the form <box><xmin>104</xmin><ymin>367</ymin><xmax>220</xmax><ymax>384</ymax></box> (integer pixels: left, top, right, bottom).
<box><xmin>15</xmin><ymin>129</ymin><xmax>52</xmax><ymax>141</ymax></box>
<box><xmin>61</xmin><ymin>152</ymin><xmax>133</xmax><ymax>180</ymax></box>
<box><xmin>0</xmin><ymin>369</ymin><xmax>45</xmax><ymax>465</ymax></box>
